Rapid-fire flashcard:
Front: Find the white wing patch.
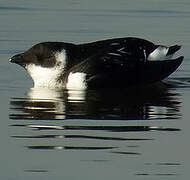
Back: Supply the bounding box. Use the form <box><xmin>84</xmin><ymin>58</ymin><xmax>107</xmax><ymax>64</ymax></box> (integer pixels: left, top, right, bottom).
<box><xmin>66</xmin><ymin>72</ymin><xmax>87</xmax><ymax>90</ymax></box>
<box><xmin>148</xmin><ymin>46</ymin><xmax>171</xmax><ymax>61</ymax></box>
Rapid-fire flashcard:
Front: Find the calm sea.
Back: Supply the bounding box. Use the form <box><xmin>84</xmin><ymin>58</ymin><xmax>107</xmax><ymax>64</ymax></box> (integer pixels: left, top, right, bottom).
<box><xmin>0</xmin><ymin>0</ymin><xmax>190</xmax><ymax>179</ymax></box>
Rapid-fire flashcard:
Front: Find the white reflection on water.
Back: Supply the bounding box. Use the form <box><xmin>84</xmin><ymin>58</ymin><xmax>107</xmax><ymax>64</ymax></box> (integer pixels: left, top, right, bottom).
<box><xmin>10</xmin><ymin>82</ymin><xmax>181</xmax><ymax>120</ymax></box>
<box><xmin>27</xmin><ymin>87</ymin><xmax>66</xmax><ymax>119</ymax></box>
<box><xmin>9</xmin><ymin>82</ymin><xmax>183</xmax><ymax>178</ymax></box>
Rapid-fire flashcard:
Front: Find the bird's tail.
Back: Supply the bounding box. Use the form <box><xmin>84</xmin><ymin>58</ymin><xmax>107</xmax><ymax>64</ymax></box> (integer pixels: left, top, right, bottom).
<box><xmin>167</xmin><ymin>45</ymin><xmax>181</xmax><ymax>56</ymax></box>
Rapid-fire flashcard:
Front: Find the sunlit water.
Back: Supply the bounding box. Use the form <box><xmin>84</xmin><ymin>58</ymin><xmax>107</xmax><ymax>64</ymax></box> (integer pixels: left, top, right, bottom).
<box><xmin>0</xmin><ymin>0</ymin><xmax>190</xmax><ymax>179</ymax></box>
<box><xmin>9</xmin><ymin>83</ymin><xmax>184</xmax><ymax>178</ymax></box>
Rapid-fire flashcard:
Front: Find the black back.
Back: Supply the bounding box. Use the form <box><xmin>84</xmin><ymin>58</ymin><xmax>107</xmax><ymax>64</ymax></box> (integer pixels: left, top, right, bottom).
<box><xmin>65</xmin><ymin>37</ymin><xmax>183</xmax><ymax>88</ymax></box>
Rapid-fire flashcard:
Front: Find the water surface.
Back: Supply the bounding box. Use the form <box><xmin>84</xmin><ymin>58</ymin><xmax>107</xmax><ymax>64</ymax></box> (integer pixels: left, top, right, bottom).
<box><xmin>0</xmin><ymin>0</ymin><xmax>190</xmax><ymax>179</ymax></box>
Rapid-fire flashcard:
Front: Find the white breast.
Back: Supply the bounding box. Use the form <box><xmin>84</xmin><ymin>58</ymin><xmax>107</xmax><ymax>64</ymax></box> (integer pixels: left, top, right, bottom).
<box><xmin>26</xmin><ymin>64</ymin><xmax>64</xmax><ymax>88</ymax></box>
<box><xmin>26</xmin><ymin>50</ymin><xmax>67</xmax><ymax>88</ymax></box>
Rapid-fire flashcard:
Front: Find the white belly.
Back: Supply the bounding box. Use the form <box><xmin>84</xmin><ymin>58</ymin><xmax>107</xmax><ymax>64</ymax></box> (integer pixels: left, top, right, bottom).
<box><xmin>66</xmin><ymin>72</ymin><xmax>87</xmax><ymax>90</ymax></box>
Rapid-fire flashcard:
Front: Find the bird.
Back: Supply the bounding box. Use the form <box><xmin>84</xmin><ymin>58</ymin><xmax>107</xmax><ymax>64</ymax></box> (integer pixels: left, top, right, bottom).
<box><xmin>10</xmin><ymin>37</ymin><xmax>183</xmax><ymax>89</ymax></box>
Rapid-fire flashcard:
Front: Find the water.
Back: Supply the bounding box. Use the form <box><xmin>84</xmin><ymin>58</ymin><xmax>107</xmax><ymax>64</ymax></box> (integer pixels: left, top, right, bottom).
<box><xmin>0</xmin><ymin>0</ymin><xmax>190</xmax><ymax>179</ymax></box>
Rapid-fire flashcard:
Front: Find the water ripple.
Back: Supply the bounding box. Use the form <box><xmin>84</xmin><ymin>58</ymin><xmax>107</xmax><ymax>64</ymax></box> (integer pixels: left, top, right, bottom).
<box><xmin>9</xmin><ymin>83</ymin><xmax>183</xmax><ymax>176</ymax></box>
<box><xmin>9</xmin><ymin>83</ymin><xmax>181</xmax><ymax>121</ymax></box>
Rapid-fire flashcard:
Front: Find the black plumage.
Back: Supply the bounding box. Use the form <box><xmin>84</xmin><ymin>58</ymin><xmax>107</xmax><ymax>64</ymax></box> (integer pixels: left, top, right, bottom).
<box><xmin>10</xmin><ymin>37</ymin><xmax>183</xmax><ymax>88</ymax></box>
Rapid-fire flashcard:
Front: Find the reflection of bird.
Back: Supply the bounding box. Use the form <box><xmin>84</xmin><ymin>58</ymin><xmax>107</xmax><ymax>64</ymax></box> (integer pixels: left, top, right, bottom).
<box><xmin>10</xmin><ymin>37</ymin><xmax>183</xmax><ymax>89</ymax></box>
<box><xmin>9</xmin><ymin>83</ymin><xmax>181</xmax><ymax>121</ymax></box>
<box><xmin>10</xmin><ymin>88</ymin><xmax>66</xmax><ymax>120</ymax></box>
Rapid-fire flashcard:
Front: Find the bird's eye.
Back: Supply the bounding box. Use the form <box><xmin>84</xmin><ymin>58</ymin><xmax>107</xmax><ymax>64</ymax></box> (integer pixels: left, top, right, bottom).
<box><xmin>37</xmin><ymin>55</ymin><xmax>56</xmax><ymax>68</ymax></box>
<box><xmin>37</xmin><ymin>55</ymin><xmax>52</xmax><ymax>63</ymax></box>
<box><xmin>45</xmin><ymin>55</ymin><xmax>53</xmax><ymax>59</ymax></box>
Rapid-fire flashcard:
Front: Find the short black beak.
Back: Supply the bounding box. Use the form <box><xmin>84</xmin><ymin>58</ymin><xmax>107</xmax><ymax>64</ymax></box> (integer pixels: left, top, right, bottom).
<box><xmin>10</xmin><ymin>54</ymin><xmax>24</xmax><ymax>65</ymax></box>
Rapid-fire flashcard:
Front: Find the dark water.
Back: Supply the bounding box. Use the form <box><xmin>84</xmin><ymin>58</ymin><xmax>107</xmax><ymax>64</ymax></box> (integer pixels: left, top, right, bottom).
<box><xmin>0</xmin><ymin>0</ymin><xmax>190</xmax><ymax>179</ymax></box>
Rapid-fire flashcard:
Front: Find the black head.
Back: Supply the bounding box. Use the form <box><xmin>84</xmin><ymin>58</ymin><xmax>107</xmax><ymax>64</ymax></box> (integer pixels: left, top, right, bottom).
<box><xmin>10</xmin><ymin>42</ymin><xmax>68</xmax><ymax>68</ymax></box>
<box><xmin>9</xmin><ymin>42</ymin><xmax>72</xmax><ymax>88</ymax></box>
